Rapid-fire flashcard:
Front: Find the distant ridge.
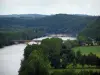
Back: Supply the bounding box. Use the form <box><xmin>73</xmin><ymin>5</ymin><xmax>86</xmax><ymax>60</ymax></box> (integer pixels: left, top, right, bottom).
<box><xmin>0</xmin><ymin>14</ymin><xmax>48</xmax><ymax>18</ymax></box>
<box><xmin>79</xmin><ymin>17</ymin><xmax>100</xmax><ymax>39</ymax></box>
<box><xmin>0</xmin><ymin>14</ymin><xmax>98</xmax><ymax>36</ymax></box>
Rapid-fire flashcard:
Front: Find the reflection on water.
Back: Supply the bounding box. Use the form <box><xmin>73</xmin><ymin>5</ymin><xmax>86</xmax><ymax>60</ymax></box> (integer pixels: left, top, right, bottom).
<box><xmin>0</xmin><ymin>44</ymin><xmax>26</xmax><ymax>75</ymax></box>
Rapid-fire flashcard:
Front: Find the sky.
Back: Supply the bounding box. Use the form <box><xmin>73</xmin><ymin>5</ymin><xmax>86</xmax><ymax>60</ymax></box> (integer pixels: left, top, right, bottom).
<box><xmin>0</xmin><ymin>0</ymin><xmax>100</xmax><ymax>15</ymax></box>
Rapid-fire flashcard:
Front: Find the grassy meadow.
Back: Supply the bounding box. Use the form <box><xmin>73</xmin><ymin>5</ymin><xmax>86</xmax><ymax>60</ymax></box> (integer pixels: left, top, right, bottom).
<box><xmin>51</xmin><ymin>69</ymin><xmax>100</xmax><ymax>73</ymax></box>
<box><xmin>72</xmin><ymin>46</ymin><xmax>100</xmax><ymax>57</ymax></box>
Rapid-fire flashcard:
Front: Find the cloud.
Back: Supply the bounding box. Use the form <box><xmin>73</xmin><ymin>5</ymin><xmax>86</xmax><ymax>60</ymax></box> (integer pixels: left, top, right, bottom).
<box><xmin>0</xmin><ymin>0</ymin><xmax>100</xmax><ymax>15</ymax></box>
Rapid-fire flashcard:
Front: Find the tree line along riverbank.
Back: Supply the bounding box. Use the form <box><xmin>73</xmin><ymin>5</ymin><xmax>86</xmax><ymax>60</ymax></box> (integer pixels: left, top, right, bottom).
<box><xmin>19</xmin><ymin>38</ymin><xmax>100</xmax><ymax>75</ymax></box>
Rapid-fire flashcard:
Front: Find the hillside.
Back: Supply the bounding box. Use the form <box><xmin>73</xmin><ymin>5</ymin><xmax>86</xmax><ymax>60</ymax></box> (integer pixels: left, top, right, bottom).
<box><xmin>0</xmin><ymin>14</ymin><xmax>47</xmax><ymax>18</ymax></box>
<box><xmin>0</xmin><ymin>14</ymin><xmax>47</xmax><ymax>28</ymax></box>
<box><xmin>0</xmin><ymin>14</ymin><xmax>98</xmax><ymax>36</ymax></box>
<box><xmin>79</xmin><ymin>17</ymin><xmax>100</xmax><ymax>40</ymax></box>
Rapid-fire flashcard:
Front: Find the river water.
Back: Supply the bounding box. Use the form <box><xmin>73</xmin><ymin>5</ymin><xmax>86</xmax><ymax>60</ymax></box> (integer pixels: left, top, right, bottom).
<box><xmin>0</xmin><ymin>44</ymin><xmax>26</xmax><ymax>75</ymax></box>
<box><xmin>0</xmin><ymin>36</ymin><xmax>76</xmax><ymax>75</ymax></box>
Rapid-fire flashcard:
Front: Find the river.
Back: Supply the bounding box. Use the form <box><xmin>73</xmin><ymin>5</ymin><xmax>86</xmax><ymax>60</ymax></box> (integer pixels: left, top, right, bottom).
<box><xmin>0</xmin><ymin>44</ymin><xmax>26</xmax><ymax>75</ymax></box>
<box><xmin>0</xmin><ymin>36</ymin><xmax>76</xmax><ymax>75</ymax></box>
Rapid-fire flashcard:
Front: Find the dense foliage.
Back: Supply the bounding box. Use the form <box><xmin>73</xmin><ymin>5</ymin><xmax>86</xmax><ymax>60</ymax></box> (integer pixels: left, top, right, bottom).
<box><xmin>52</xmin><ymin>70</ymin><xmax>100</xmax><ymax>75</ymax></box>
<box><xmin>0</xmin><ymin>32</ymin><xmax>14</xmax><ymax>47</ymax></box>
<box><xmin>0</xmin><ymin>14</ymin><xmax>97</xmax><ymax>35</ymax></box>
<box><xmin>19</xmin><ymin>50</ymin><xmax>50</xmax><ymax>75</ymax></box>
<box><xmin>0</xmin><ymin>29</ymin><xmax>44</xmax><ymax>48</ymax></box>
<box><xmin>19</xmin><ymin>38</ymin><xmax>100</xmax><ymax>75</ymax></box>
<box><xmin>1</xmin><ymin>14</ymin><xmax>100</xmax><ymax>75</ymax></box>
<box><xmin>0</xmin><ymin>14</ymin><xmax>98</xmax><ymax>47</ymax></box>
<box><xmin>78</xmin><ymin>17</ymin><xmax>100</xmax><ymax>42</ymax></box>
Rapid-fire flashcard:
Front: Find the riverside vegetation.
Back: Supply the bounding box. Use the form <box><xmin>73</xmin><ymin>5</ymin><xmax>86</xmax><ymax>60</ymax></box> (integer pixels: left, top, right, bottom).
<box><xmin>0</xmin><ymin>14</ymin><xmax>98</xmax><ymax>48</ymax></box>
<box><xmin>0</xmin><ymin>14</ymin><xmax>100</xmax><ymax>75</ymax></box>
<box><xmin>19</xmin><ymin>38</ymin><xmax>100</xmax><ymax>75</ymax></box>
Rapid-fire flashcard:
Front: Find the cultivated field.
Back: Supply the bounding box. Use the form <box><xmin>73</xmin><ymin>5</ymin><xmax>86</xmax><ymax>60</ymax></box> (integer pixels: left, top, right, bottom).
<box><xmin>51</xmin><ymin>69</ymin><xmax>100</xmax><ymax>72</ymax></box>
<box><xmin>72</xmin><ymin>46</ymin><xmax>100</xmax><ymax>57</ymax></box>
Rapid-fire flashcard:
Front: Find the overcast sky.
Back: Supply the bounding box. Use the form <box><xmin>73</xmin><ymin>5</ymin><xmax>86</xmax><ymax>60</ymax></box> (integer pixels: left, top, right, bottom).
<box><xmin>0</xmin><ymin>0</ymin><xmax>100</xmax><ymax>15</ymax></box>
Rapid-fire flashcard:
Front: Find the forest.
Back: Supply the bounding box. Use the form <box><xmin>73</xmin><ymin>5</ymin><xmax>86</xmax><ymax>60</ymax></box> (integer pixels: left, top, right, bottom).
<box><xmin>0</xmin><ymin>14</ymin><xmax>99</xmax><ymax>48</ymax></box>
<box><xmin>1</xmin><ymin>0</ymin><xmax>100</xmax><ymax>75</ymax></box>
<box><xmin>0</xmin><ymin>14</ymin><xmax>100</xmax><ymax>75</ymax></box>
<box><xmin>19</xmin><ymin>38</ymin><xmax>100</xmax><ymax>75</ymax></box>
<box><xmin>78</xmin><ymin>17</ymin><xmax>100</xmax><ymax>42</ymax></box>
<box><xmin>0</xmin><ymin>28</ymin><xmax>44</xmax><ymax>48</ymax></box>
<box><xmin>0</xmin><ymin>14</ymin><xmax>97</xmax><ymax>35</ymax></box>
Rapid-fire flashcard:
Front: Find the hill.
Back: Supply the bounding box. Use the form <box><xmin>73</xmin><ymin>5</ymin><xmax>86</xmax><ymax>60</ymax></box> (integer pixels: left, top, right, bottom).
<box><xmin>0</xmin><ymin>14</ymin><xmax>47</xmax><ymax>18</ymax></box>
<box><xmin>78</xmin><ymin>17</ymin><xmax>100</xmax><ymax>40</ymax></box>
<box><xmin>0</xmin><ymin>14</ymin><xmax>98</xmax><ymax>36</ymax></box>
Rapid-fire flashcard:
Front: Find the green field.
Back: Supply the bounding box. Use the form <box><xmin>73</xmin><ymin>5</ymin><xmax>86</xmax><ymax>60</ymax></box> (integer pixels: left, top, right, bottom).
<box><xmin>72</xmin><ymin>46</ymin><xmax>100</xmax><ymax>57</ymax></box>
<box><xmin>51</xmin><ymin>69</ymin><xmax>100</xmax><ymax>73</ymax></box>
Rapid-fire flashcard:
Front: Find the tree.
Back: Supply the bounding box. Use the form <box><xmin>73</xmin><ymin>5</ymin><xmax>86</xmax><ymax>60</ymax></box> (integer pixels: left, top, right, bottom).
<box><xmin>76</xmin><ymin>50</ymin><xmax>82</xmax><ymax>63</ymax></box>
<box><xmin>61</xmin><ymin>42</ymin><xmax>75</xmax><ymax>68</ymax></box>
<box><xmin>63</xmin><ymin>40</ymin><xmax>72</xmax><ymax>49</ymax></box>
<box><xmin>24</xmin><ymin>44</ymin><xmax>43</xmax><ymax>59</ymax></box>
<box><xmin>19</xmin><ymin>50</ymin><xmax>50</xmax><ymax>75</ymax></box>
<box><xmin>41</xmin><ymin>38</ymin><xmax>62</xmax><ymax>68</ymax></box>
